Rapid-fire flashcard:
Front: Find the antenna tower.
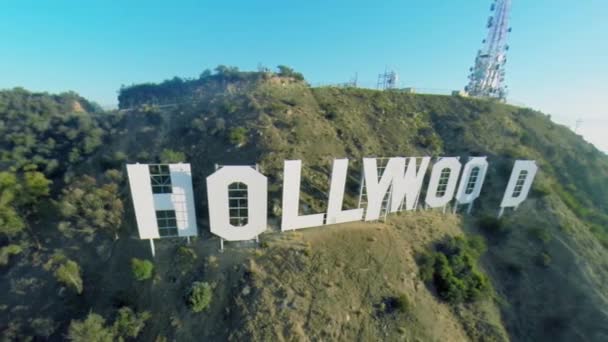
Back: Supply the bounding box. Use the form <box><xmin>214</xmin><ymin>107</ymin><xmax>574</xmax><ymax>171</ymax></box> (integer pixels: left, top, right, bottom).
<box><xmin>465</xmin><ymin>0</ymin><xmax>512</xmax><ymax>100</ymax></box>
<box><xmin>377</xmin><ymin>68</ymin><xmax>399</xmax><ymax>90</ymax></box>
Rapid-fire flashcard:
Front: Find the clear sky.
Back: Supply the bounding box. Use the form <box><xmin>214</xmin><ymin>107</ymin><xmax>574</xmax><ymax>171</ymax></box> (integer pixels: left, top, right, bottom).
<box><xmin>1</xmin><ymin>0</ymin><xmax>606</xmax><ymax>151</ymax></box>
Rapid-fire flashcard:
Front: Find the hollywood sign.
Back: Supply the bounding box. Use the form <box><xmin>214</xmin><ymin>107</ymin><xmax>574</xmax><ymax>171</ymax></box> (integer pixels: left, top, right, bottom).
<box><xmin>126</xmin><ymin>157</ymin><xmax>538</xmax><ymax>253</ymax></box>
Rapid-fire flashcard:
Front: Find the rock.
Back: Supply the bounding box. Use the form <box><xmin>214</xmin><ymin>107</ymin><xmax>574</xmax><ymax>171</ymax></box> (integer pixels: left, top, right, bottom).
<box><xmin>242</xmin><ymin>285</ymin><xmax>251</xmax><ymax>296</ymax></box>
<box><xmin>272</xmin><ymin>202</ymin><xmax>282</xmax><ymax>216</ymax></box>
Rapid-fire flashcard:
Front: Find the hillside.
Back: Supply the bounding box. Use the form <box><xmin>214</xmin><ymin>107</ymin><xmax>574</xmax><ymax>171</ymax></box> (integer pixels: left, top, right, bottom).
<box><xmin>2</xmin><ymin>68</ymin><xmax>608</xmax><ymax>341</ymax></box>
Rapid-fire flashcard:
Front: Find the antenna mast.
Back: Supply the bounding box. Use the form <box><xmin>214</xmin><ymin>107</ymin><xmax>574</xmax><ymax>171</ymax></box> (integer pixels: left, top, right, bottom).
<box><xmin>377</xmin><ymin>67</ymin><xmax>399</xmax><ymax>90</ymax></box>
<box><xmin>466</xmin><ymin>0</ymin><xmax>512</xmax><ymax>100</ymax></box>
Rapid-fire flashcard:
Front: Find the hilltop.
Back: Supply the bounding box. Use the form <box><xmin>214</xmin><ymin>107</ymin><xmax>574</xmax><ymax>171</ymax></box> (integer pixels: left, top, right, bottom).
<box><xmin>1</xmin><ymin>67</ymin><xmax>608</xmax><ymax>341</ymax></box>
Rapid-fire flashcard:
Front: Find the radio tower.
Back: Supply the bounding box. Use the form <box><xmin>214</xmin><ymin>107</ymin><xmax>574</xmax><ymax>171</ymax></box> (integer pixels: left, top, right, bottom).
<box><xmin>466</xmin><ymin>0</ymin><xmax>512</xmax><ymax>100</ymax></box>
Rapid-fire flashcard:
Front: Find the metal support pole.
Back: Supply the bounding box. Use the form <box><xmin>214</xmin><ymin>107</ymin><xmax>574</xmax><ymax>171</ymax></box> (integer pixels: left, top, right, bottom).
<box><xmin>357</xmin><ymin>173</ymin><xmax>365</xmax><ymax>209</ymax></box>
<box><xmin>498</xmin><ymin>207</ymin><xmax>505</xmax><ymax>218</ymax></box>
<box><xmin>467</xmin><ymin>202</ymin><xmax>473</xmax><ymax>215</ymax></box>
<box><xmin>220</xmin><ymin>238</ymin><xmax>224</xmax><ymax>252</ymax></box>
<box><xmin>149</xmin><ymin>239</ymin><xmax>156</xmax><ymax>258</ymax></box>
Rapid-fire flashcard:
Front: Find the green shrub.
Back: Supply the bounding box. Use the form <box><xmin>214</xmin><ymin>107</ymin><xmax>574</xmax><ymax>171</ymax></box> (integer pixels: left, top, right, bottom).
<box><xmin>415</xmin><ymin>127</ymin><xmax>442</xmax><ymax>152</ymax></box>
<box><xmin>160</xmin><ymin>149</ymin><xmax>185</xmax><ymax>163</ymax></box>
<box><xmin>528</xmin><ymin>227</ymin><xmax>552</xmax><ymax>244</ymax></box>
<box><xmin>175</xmin><ymin>246</ymin><xmax>197</xmax><ymax>272</ymax></box>
<box><xmin>104</xmin><ymin>169</ymin><xmax>122</xmax><ymax>183</ymax></box>
<box><xmin>228</xmin><ymin>127</ymin><xmax>248</xmax><ymax>146</ymax></box>
<box><xmin>212</xmin><ymin>118</ymin><xmax>226</xmax><ymax>134</ymax></box>
<box><xmin>191</xmin><ymin>118</ymin><xmax>207</xmax><ymax>132</ymax></box>
<box><xmin>0</xmin><ymin>244</ymin><xmax>23</xmax><ymax>265</ymax></box>
<box><xmin>188</xmin><ymin>281</ymin><xmax>212</xmax><ymax>313</ymax></box>
<box><xmin>30</xmin><ymin>317</ymin><xmax>56</xmax><ymax>338</ymax></box>
<box><xmin>537</xmin><ymin>252</ymin><xmax>552</xmax><ymax>268</ymax></box>
<box><xmin>131</xmin><ymin>258</ymin><xmax>154</xmax><ymax>281</ymax></box>
<box><xmin>393</xmin><ymin>294</ymin><xmax>411</xmax><ymax>313</ymax></box>
<box><xmin>418</xmin><ymin>236</ymin><xmax>491</xmax><ymax>304</ymax></box>
<box><xmin>112</xmin><ymin>307</ymin><xmax>151</xmax><ymax>339</ymax></box>
<box><xmin>67</xmin><ymin>313</ymin><xmax>114</xmax><ymax>342</ymax></box>
<box><xmin>478</xmin><ymin>215</ymin><xmax>507</xmax><ymax>236</ymax></box>
<box><xmin>504</xmin><ymin>262</ymin><xmax>523</xmax><ymax>276</ymax></box>
<box><xmin>55</xmin><ymin>260</ymin><xmax>83</xmax><ymax>294</ymax></box>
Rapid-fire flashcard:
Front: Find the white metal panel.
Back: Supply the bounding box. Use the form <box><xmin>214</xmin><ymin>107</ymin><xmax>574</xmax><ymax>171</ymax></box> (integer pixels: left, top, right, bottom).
<box><xmin>326</xmin><ymin>159</ymin><xmax>364</xmax><ymax>225</ymax></box>
<box><xmin>425</xmin><ymin>157</ymin><xmax>462</xmax><ymax>208</ymax></box>
<box><xmin>169</xmin><ymin>164</ymin><xmax>198</xmax><ymax>237</ymax></box>
<box><xmin>153</xmin><ymin>194</ymin><xmax>174</xmax><ymax>210</ymax></box>
<box><xmin>206</xmin><ymin>166</ymin><xmax>267</xmax><ymax>241</ymax></box>
<box><xmin>126</xmin><ymin>164</ymin><xmax>160</xmax><ymax>239</ymax></box>
<box><xmin>363</xmin><ymin>157</ymin><xmax>406</xmax><ymax>221</ymax></box>
<box><xmin>281</xmin><ymin>160</ymin><xmax>325</xmax><ymax>231</ymax></box>
<box><xmin>455</xmin><ymin>157</ymin><xmax>489</xmax><ymax>204</ymax></box>
<box><xmin>500</xmin><ymin>160</ymin><xmax>538</xmax><ymax>209</ymax></box>
<box><xmin>127</xmin><ymin>163</ymin><xmax>198</xmax><ymax>239</ymax></box>
<box><xmin>390</xmin><ymin>157</ymin><xmax>430</xmax><ymax>211</ymax></box>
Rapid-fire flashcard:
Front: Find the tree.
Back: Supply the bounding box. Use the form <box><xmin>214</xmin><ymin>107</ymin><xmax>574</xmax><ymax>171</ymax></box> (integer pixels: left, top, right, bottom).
<box><xmin>0</xmin><ymin>205</ymin><xmax>24</xmax><ymax>238</ymax></box>
<box><xmin>23</xmin><ymin>171</ymin><xmax>51</xmax><ymax>204</ymax></box>
<box><xmin>0</xmin><ymin>89</ymin><xmax>107</xmax><ymax>172</ymax></box>
<box><xmin>215</xmin><ymin>65</ymin><xmax>239</xmax><ymax>78</ymax></box>
<box><xmin>0</xmin><ymin>172</ymin><xmax>19</xmax><ymax>199</ymax></box>
<box><xmin>58</xmin><ymin>176</ymin><xmax>123</xmax><ymax>240</ymax></box>
<box><xmin>112</xmin><ymin>307</ymin><xmax>151</xmax><ymax>339</ymax></box>
<box><xmin>55</xmin><ymin>259</ymin><xmax>83</xmax><ymax>294</ymax></box>
<box><xmin>0</xmin><ymin>172</ymin><xmax>24</xmax><ymax>238</ymax></box>
<box><xmin>276</xmin><ymin>65</ymin><xmax>305</xmax><ymax>81</ymax></box>
<box><xmin>67</xmin><ymin>313</ymin><xmax>114</xmax><ymax>342</ymax></box>
<box><xmin>228</xmin><ymin>127</ymin><xmax>248</xmax><ymax>146</ymax></box>
<box><xmin>188</xmin><ymin>281</ymin><xmax>212</xmax><ymax>313</ymax></box>
<box><xmin>199</xmin><ymin>69</ymin><xmax>212</xmax><ymax>79</ymax></box>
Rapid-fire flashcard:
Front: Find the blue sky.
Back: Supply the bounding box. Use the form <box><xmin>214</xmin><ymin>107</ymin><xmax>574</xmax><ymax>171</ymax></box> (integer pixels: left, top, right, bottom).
<box><xmin>1</xmin><ymin>0</ymin><xmax>606</xmax><ymax>151</ymax></box>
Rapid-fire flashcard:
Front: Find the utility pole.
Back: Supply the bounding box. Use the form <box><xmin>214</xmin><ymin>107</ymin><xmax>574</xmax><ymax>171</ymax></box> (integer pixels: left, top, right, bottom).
<box><xmin>575</xmin><ymin>118</ymin><xmax>583</xmax><ymax>133</ymax></box>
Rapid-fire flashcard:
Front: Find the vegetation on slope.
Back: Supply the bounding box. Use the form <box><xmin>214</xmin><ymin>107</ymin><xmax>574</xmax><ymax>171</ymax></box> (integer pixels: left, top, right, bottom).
<box><xmin>419</xmin><ymin>235</ymin><xmax>491</xmax><ymax>304</ymax></box>
<box><xmin>1</xmin><ymin>66</ymin><xmax>608</xmax><ymax>341</ymax></box>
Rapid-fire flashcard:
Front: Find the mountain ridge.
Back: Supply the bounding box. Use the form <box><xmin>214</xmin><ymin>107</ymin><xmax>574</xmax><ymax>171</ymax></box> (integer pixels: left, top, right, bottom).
<box><xmin>1</xmin><ymin>68</ymin><xmax>608</xmax><ymax>341</ymax></box>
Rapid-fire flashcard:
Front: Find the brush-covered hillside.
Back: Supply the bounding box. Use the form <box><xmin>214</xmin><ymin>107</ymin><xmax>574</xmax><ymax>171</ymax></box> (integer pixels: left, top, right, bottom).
<box><xmin>2</xmin><ymin>67</ymin><xmax>608</xmax><ymax>341</ymax></box>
